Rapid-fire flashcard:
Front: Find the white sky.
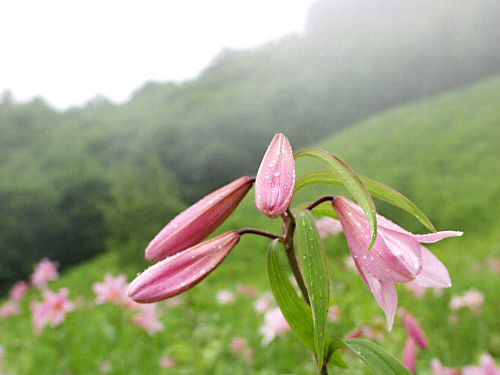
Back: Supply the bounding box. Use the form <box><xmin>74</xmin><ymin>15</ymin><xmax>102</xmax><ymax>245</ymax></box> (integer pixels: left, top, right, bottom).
<box><xmin>0</xmin><ymin>0</ymin><xmax>315</xmax><ymax>109</ymax></box>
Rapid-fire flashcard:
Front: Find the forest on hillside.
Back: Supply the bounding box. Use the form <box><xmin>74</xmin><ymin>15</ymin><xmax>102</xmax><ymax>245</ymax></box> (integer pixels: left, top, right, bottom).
<box><xmin>1</xmin><ymin>0</ymin><xmax>500</xmax><ymax>290</ymax></box>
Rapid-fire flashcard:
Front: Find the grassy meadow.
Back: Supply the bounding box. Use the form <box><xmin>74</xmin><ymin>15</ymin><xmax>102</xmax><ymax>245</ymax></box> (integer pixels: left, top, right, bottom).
<box><xmin>0</xmin><ymin>76</ymin><xmax>499</xmax><ymax>374</ymax></box>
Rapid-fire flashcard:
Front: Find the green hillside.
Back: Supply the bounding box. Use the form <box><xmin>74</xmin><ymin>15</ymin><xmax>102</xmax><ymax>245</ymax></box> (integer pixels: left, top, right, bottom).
<box><xmin>1</xmin><ymin>73</ymin><xmax>498</xmax><ymax>375</ymax></box>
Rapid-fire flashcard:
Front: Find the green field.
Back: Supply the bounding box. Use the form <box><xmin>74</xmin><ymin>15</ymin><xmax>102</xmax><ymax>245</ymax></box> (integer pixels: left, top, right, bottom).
<box><xmin>0</xmin><ymin>75</ymin><xmax>499</xmax><ymax>374</ymax></box>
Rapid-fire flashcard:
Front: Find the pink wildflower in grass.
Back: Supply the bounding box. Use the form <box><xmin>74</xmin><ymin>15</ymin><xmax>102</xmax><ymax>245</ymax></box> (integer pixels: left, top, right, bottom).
<box><xmin>486</xmin><ymin>256</ymin><xmax>500</xmax><ymax>273</ymax></box>
<box><xmin>450</xmin><ymin>289</ymin><xmax>484</xmax><ymax>312</ymax></box>
<box><xmin>31</xmin><ymin>288</ymin><xmax>74</xmax><ymax>333</ymax></box>
<box><xmin>332</xmin><ymin>196</ymin><xmax>462</xmax><ymax>329</ymax></box>
<box><xmin>327</xmin><ymin>305</ymin><xmax>341</xmax><ymax>323</ymax></box>
<box><xmin>159</xmin><ymin>356</ymin><xmax>177</xmax><ymax>369</ymax></box>
<box><xmin>132</xmin><ymin>304</ymin><xmax>164</xmax><ymax>335</ymax></box>
<box><xmin>31</xmin><ymin>258</ymin><xmax>58</xmax><ymax>288</ymax></box>
<box><xmin>462</xmin><ymin>353</ymin><xmax>500</xmax><ymax>375</ymax></box>
<box><xmin>254</xmin><ymin>291</ymin><xmax>274</xmax><ymax>313</ymax></box>
<box><xmin>402</xmin><ymin>337</ymin><xmax>417</xmax><ymax>374</ymax></box>
<box><xmin>260</xmin><ymin>307</ymin><xmax>290</xmax><ymax>345</ymax></box>
<box><xmin>216</xmin><ymin>289</ymin><xmax>235</xmax><ymax>304</ymax></box>
<box><xmin>229</xmin><ymin>336</ymin><xmax>247</xmax><ymax>354</ymax></box>
<box><xmin>0</xmin><ymin>300</ymin><xmax>20</xmax><ymax>319</ymax></box>
<box><xmin>99</xmin><ymin>360</ymin><xmax>112</xmax><ymax>374</ymax></box>
<box><xmin>314</xmin><ymin>216</ymin><xmax>343</xmax><ymax>239</ymax></box>
<box><xmin>9</xmin><ymin>280</ymin><xmax>29</xmax><ymax>301</ymax></box>
<box><xmin>461</xmin><ymin>289</ymin><xmax>484</xmax><ymax>311</ymax></box>
<box><xmin>236</xmin><ymin>283</ymin><xmax>257</xmax><ymax>298</ymax></box>
<box><xmin>431</xmin><ymin>359</ymin><xmax>461</xmax><ymax>375</ymax></box>
<box><xmin>93</xmin><ymin>274</ymin><xmax>128</xmax><ymax>305</ymax></box>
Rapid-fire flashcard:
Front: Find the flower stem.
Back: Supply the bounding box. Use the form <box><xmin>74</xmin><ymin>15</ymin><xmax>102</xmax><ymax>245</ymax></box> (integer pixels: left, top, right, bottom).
<box><xmin>306</xmin><ymin>195</ymin><xmax>335</xmax><ymax>211</ymax></box>
<box><xmin>237</xmin><ymin>228</ymin><xmax>283</xmax><ymax>241</ymax></box>
<box><xmin>282</xmin><ymin>209</ymin><xmax>310</xmax><ymax>305</ymax></box>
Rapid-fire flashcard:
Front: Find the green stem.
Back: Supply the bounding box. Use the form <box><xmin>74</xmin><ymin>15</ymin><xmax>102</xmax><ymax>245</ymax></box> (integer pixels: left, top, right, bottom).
<box><xmin>282</xmin><ymin>209</ymin><xmax>310</xmax><ymax>305</ymax></box>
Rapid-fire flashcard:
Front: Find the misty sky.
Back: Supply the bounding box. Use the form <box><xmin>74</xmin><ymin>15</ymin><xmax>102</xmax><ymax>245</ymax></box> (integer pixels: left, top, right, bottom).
<box><xmin>0</xmin><ymin>0</ymin><xmax>315</xmax><ymax>109</ymax></box>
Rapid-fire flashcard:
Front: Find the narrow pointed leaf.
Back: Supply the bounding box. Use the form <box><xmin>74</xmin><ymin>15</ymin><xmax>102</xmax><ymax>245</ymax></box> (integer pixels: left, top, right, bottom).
<box><xmin>295</xmin><ymin>149</ymin><xmax>377</xmax><ymax>249</ymax></box>
<box><xmin>295</xmin><ymin>170</ymin><xmax>435</xmax><ymax>232</ymax></box>
<box><xmin>344</xmin><ymin>338</ymin><xmax>411</xmax><ymax>375</ymax></box>
<box><xmin>296</xmin><ymin>209</ymin><xmax>330</xmax><ymax>366</ymax></box>
<box><xmin>266</xmin><ymin>239</ymin><xmax>315</xmax><ymax>351</ymax></box>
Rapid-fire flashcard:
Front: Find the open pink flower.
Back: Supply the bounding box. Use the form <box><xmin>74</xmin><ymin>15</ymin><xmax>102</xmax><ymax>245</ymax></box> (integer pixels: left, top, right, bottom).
<box><xmin>145</xmin><ymin>176</ymin><xmax>252</xmax><ymax>261</ymax></box>
<box><xmin>462</xmin><ymin>353</ymin><xmax>500</xmax><ymax>375</ymax></box>
<box><xmin>315</xmin><ymin>217</ymin><xmax>343</xmax><ymax>239</ymax></box>
<box><xmin>431</xmin><ymin>359</ymin><xmax>461</xmax><ymax>375</ymax></box>
<box><xmin>31</xmin><ymin>258</ymin><xmax>59</xmax><ymax>288</ymax></box>
<box><xmin>93</xmin><ymin>274</ymin><xmax>128</xmax><ymax>305</ymax></box>
<box><xmin>0</xmin><ymin>300</ymin><xmax>20</xmax><ymax>319</ymax></box>
<box><xmin>402</xmin><ymin>337</ymin><xmax>417</xmax><ymax>374</ymax></box>
<box><xmin>31</xmin><ymin>288</ymin><xmax>74</xmax><ymax>333</ymax></box>
<box><xmin>255</xmin><ymin>133</ymin><xmax>295</xmax><ymax>218</ymax></box>
<box><xmin>332</xmin><ymin>196</ymin><xmax>462</xmax><ymax>329</ymax></box>
<box><xmin>132</xmin><ymin>304</ymin><xmax>164</xmax><ymax>335</ymax></box>
<box><xmin>159</xmin><ymin>356</ymin><xmax>177</xmax><ymax>369</ymax></box>
<box><xmin>9</xmin><ymin>280</ymin><xmax>29</xmax><ymax>300</ymax></box>
<box><xmin>259</xmin><ymin>307</ymin><xmax>290</xmax><ymax>345</ymax></box>
<box><xmin>129</xmin><ymin>231</ymin><xmax>240</xmax><ymax>303</ymax></box>
<box><xmin>216</xmin><ymin>289</ymin><xmax>235</xmax><ymax>304</ymax></box>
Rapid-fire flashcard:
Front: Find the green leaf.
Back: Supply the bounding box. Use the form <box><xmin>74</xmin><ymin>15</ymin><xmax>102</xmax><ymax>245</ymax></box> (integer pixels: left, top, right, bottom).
<box><xmin>295</xmin><ymin>148</ymin><xmax>378</xmax><ymax>249</ymax></box>
<box><xmin>266</xmin><ymin>239</ymin><xmax>315</xmax><ymax>351</ymax></box>
<box><xmin>295</xmin><ymin>169</ymin><xmax>436</xmax><ymax>232</ymax></box>
<box><xmin>296</xmin><ymin>209</ymin><xmax>330</xmax><ymax>366</ymax></box>
<box><xmin>292</xmin><ymin>202</ymin><xmax>339</xmax><ymax>220</ymax></box>
<box><xmin>344</xmin><ymin>339</ymin><xmax>411</xmax><ymax>375</ymax></box>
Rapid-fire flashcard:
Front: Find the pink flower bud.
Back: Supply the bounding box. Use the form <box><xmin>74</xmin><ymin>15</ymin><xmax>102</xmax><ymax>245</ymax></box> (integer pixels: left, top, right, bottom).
<box><xmin>255</xmin><ymin>133</ymin><xmax>295</xmax><ymax>218</ymax></box>
<box><xmin>402</xmin><ymin>337</ymin><xmax>417</xmax><ymax>374</ymax></box>
<box><xmin>146</xmin><ymin>176</ymin><xmax>252</xmax><ymax>262</ymax></box>
<box><xmin>129</xmin><ymin>231</ymin><xmax>240</xmax><ymax>303</ymax></box>
<box><xmin>402</xmin><ymin>312</ymin><xmax>428</xmax><ymax>350</ymax></box>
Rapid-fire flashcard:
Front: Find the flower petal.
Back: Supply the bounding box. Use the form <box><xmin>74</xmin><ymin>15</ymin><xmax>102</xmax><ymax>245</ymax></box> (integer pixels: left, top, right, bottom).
<box><xmin>365</xmin><ymin>275</ymin><xmax>397</xmax><ymax>330</ymax></box>
<box><xmin>413</xmin><ymin>247</ymin><xmax>451</xmax><ymax>288</ymax></box>
<box><xmin>413</xmin><ymin>231</ymin><xmax>463</xmax><ymax>243</ymax></box>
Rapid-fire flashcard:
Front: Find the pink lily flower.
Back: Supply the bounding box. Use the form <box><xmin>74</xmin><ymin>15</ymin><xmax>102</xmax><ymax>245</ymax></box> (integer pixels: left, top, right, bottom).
<box><xmin>462</xmin><ymin>353</ymin><xmax>500</xmax><ymax>375</ymax></box>
<box><xmin>259</xmin><ymin>307</ymin><xmax>291</xmax><ymax>345</ymax></box>
<box><xmin>402</xmin><ymin>337</ymin><xmax>417</xmax><ymax>374</ymax></box>
<box><xmin>332</xmin><ymin>196</ymin><xmax>462</xmax><ymax>329</ymax></box>
<box><xmin>93</xmin><ymin>274</ymin><xmax>128</xmax><ymax>305</ymax></box>
<box><xmin>255</xmin><ymin>133</ymin><xmax>295</xmax><ymax>218</ymax></box>
<box><xmin>9</xmin><ymin>280</ymin><xmax>29</xmax><ymax>301</ymax></box>
<box><xmin>402</xmin><ymin>312</ymin><xmax>428</xmax><ymax>350</ymax></box>
<box><xmin>129</xmin><ymin>231</ymin><xmax>240</xmax><ymax>303</ymax></box>
<box><xmin>132</xmin><ymin>304</ymin><xmax>164</xmax><ymax>335</ymax></box>
<box><xmin>431</xmin><ymin>359</ymin><xmax>461</xmax><ymax>375</ymax></box>
<box><xmin>145</xmin><ymin>176</ymin><xmax>252</xmax><ymax>261</ymax></box>
<box><xmin>314</xmin><ymin>216</ymin><xmax>343</xmax><ymax>239</ymax></box>
<box><xmin>31</xmin><ymin>288</ymin><xmax>74</xmax><ymax>333</ymax></box>
<box><xmin>31</xmin><ymin>258</ymin><xmax>59</xmax><ymax>288</ymax></box>
<box><xmin>0</xmin><ymin>300</ymin><xmax>20</xmax><ymax>319</ymax></box>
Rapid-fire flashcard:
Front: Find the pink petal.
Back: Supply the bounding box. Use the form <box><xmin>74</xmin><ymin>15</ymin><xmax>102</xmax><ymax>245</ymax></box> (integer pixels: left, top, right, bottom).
<box><xmin>403</xmin><ymin>313</ymin><xmax>428</xmax><ymax>350</ymax></box>
<box><xmin>255</xmin><ymin>133</ymin><xmax>295</xmax><ymax>218</ymax></box>
<box><xmin>413</xmin><ymin>247</ymin><xmax>451</xmax><ymax>288</ymax></box>
<box><xmin>413</xmin><ymin>231</ymin><xmax>463</xmax><ymax>243</ymax></box>
<box><xmin>402</xmin><ymin>337</ymin><xmax>417</xmax><ymax>374</ymax></box>
<box><xmin>365</xmin><ymin>275</ymin><xmax>397</xmax><ymax>330</ymax></box>
<box><xmin>334</xmin><ymin>197</ymin><xmax>420</xmax><ymax>282</ymax></box>
<box><xmin>129</xmin><ymin>231</ymin><xmax>240</xmax><ymax>303</ymax></box>
<box><xmin>145</xmin><ymin>176</ymin><xmax>252</xmax><ymax>261</ymax></box>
